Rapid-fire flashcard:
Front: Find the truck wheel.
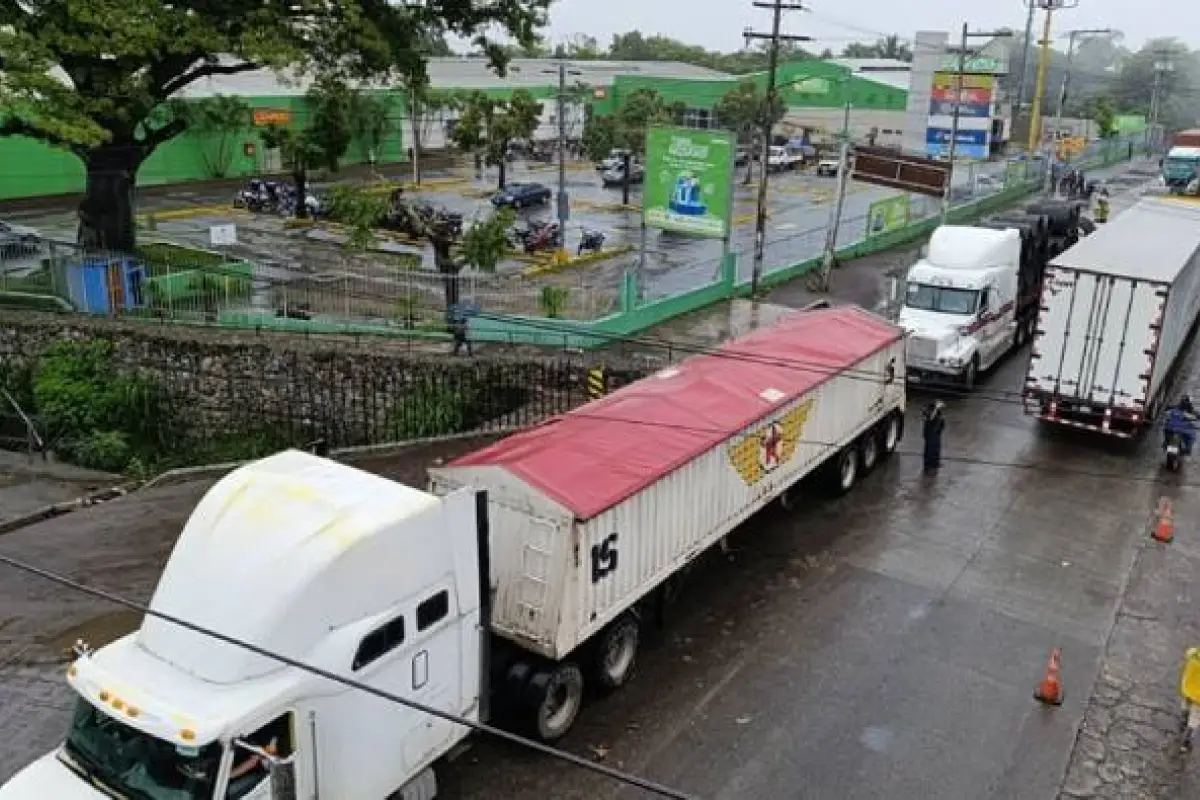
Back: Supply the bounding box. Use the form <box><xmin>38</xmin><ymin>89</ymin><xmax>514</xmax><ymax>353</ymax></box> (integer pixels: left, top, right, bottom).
<box><xmin>880</xmin><ymin>413</ymin><xmax>902</xmax><ymax>457</ymax></box>
<box><xmin>963</xmin><ymin>357</ymin><xmax>979</xmax><ymax>390</ymax></box>
<box><xmin>528</xmin><ymin>662</ymin><xmax>585</xmax><ymax>742</ymax></box>
<box><xmin>593</xmin><ymin>613</ymin><xmax>641</xmax><ymax>690</ymax></box>
<box><xmin>859</xmin><ymin>432</ymin><xmax>880</xmax><ymax>472</ymax></box>
<box><xmin>832</xmin><ymin>448</ymin><xmax>857</xmax><ymax>494</ymax></box>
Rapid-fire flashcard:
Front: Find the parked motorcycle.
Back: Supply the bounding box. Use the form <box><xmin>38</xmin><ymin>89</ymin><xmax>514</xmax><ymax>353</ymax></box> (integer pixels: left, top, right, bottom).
<box><xmin>577</xmin><ymin>228</ymin><xmax>605</xmax><ymax>255</ymax></box>
<box><xmin>522</xmin><ymin>220</ymin><xmax>562</xmax><ymax>254</ymax></box>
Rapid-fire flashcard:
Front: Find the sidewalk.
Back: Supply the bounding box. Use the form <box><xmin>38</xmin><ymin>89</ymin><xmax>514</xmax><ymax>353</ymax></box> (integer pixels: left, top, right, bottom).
<box><xmin>0</xmin><ymin>450</ymin><xmax>119</xmax><ymax>529</ymax></box>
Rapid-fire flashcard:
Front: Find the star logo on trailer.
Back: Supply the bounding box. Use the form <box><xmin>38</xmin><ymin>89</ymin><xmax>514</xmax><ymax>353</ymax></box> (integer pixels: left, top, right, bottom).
<box><xmin>759</xmin><ymin>422</ymin><xmax>784</xmax><ymax>472</ymax></box>
<box><xmin>727</xmin><ymin>399</ymin><xmax>814</xmax><ymax>486</ymax></box>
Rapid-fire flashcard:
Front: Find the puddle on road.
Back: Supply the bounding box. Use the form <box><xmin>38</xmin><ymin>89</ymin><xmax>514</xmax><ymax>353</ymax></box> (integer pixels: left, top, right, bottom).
<box><xmin>40</xmin><ymin>610</ymin><xmax>143</xmax><ymax>659</ymax></box>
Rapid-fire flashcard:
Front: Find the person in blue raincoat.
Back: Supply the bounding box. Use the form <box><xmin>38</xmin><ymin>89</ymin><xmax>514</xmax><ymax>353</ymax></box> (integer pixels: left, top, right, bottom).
<box><xmin>1165</xmin><ymin>395</ymin><xmax>1198</xmax><ymax>454</ymax></box>
<box><xmin>922</xmin><ymin>401</ymin><xmax>946</xmax><ymax>472</ymax></box>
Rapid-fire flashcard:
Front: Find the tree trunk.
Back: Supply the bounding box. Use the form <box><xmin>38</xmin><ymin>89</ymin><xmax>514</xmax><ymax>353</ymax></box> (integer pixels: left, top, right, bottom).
<box><xmin>744</xmin><ymin>155</ymin><xmax>756</xmax><ymax>185</ymax></box>
<box><xmin>78</xmin><ymin>145</ymin><xmax>140</xmax><ymax>253</ymax></box>
<box><xmin>409</xmin><ymin>98</ymin><xmax>423</xmax><ymax>186</ymax></box>
<box><xmin>433</xmin><ymin>237</ymin><xmax>461</xmax><ymax>310</ymax></box>
<box><xmin>497</xmin><ymin>151</ymin><xmax>508</xmax><ymax>190</ymax></box>
<box><xmin>294</xmin><ymin>168</ymin><xmax>309</xmax><ymax>220</ymax></box>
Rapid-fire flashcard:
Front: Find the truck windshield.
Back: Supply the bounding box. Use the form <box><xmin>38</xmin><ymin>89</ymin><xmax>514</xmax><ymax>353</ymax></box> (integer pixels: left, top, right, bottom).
<box><xmin>1165</xmin><ymin>157</ymin><xmax>1199</xmax><ymax>177</ymax></box>
<box><xmin>60</xmin><ymin>698</ymin><xmax>221</xmax><ymax>800</ymax></box>
<box><xmin>906</xmin><ymin>283</ymin><xmax>979</xmax><ymax>315</ymax></box>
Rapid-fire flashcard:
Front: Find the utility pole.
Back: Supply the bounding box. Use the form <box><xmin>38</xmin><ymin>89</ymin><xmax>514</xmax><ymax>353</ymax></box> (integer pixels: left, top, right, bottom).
<box><xmin>1150</xmin><ymin>59</ymin><xmax>1173</xmax><ymax>153</ymax></box>
<box><xmin>941</xmin><ymin>24</ymin><xmax>1012</xmax><ymax>221</ymax></box>
<box><xmin>1054</xmin><ymin>29</ymin><xmax>1112</xmax><ymax>138</ymax></box>
<box><xmin>818</xmin><ymin>78</ymin><xmax>851</xmax><ymax>291</ymax></box>
<box><xmin>743</xmin><ymin>1</ymin><xmax>810</xmax><ymax>297</ymax></box>
<box><xmin>1013</xmin><ymin>0</ymin><xmax>1037</xmax><ymax>114</ymax></box>
<box><xmin>1027</xmin><ymin>0</ymin><xmax>1078</xmax><ymax>153</ymax></box>
<box><xmin>544</xmin><ymin>62</ymin><xmax>583</xmax><ymax>260</ymax></box>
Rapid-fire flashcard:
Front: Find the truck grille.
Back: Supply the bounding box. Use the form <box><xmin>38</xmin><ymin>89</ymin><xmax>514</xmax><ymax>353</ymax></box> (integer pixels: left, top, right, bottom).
<box><xmin>907</xmin><ymin>336</ymin><xmax>939</xmax><ymax>362</ymax></box>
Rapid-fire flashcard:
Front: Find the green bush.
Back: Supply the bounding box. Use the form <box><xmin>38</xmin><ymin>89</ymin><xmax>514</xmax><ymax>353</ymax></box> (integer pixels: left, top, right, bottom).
<box><xmin>387</xmin><ymin>376</ymin><xmax>482</xmax><ymax>440</ymax></box>
<box><xmin>31</xmin><ymin>340</ymin><xmax>179</xmax><ymax>472</ymax></box>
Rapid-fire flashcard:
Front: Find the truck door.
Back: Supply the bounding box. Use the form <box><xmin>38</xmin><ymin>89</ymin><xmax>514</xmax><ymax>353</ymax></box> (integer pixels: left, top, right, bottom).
<box><xmin>401</xmin><ymin>586</ymin><xmax>464</xmax><ymax>774</ymax></box>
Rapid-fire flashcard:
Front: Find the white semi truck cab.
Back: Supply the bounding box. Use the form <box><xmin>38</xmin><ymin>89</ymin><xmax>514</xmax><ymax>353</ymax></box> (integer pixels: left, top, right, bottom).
<box><xmin>0</xmin><ymin>450</ymin><xmax>488</xmax><ymax>800</ymax></box>
<box><xmin>898</xmin><ymin>225</ymin><xmax>1023</xmax><ymax>388</ymax></box>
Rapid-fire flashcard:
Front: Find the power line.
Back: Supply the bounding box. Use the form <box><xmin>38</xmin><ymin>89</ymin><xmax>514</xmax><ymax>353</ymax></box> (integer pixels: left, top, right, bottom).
<box><xmin>0</xmin><ymin>552</ymin><xmax>696</xmax><ymax>800</ymax></box>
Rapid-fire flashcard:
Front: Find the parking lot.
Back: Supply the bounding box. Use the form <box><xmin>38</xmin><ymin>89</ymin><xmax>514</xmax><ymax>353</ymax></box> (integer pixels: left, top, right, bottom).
<box><xmin>1</xmin><ymin>157</ymin><xmax>1011</xmax><ymax>324</ymax></box>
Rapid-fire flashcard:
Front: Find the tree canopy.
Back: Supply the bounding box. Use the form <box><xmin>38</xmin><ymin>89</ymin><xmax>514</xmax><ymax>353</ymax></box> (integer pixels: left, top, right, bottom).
<box><xmin>0</xmin><ymin>0</ymin><xmax>550</xmax><ymax>251</ymax></box>
<box><xmin>447</xmin><ymin>89</ymin><xmax>543</xmax><ymax>188</ymax></box>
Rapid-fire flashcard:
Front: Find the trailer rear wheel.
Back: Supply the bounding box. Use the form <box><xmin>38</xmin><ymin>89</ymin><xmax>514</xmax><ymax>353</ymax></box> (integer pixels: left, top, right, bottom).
<box><xmin>880</xmin><ymin>413</ymin><xmax>902</xmax><ymax>456</ymax></box>
<box><xmin>859</xmin><ymin>432</ymin><xmax>880</xmax><ymax>472</ymax></box>
<box><xmin>529</xmin><ymin>662</ymin><xmax>585</xmax><ymax>742</ymax></box>
<box><xmin>833</xmin><ymin>448</ymin><xmax>858</xmax><ymax>494</ymax></box>
<box><xmin>594</xmin><ymin>613</ymin><xmax>641</xmax><ymax>690</ymax></box>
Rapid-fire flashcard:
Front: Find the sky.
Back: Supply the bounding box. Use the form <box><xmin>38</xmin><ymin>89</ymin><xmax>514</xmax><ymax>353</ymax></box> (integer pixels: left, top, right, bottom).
<box><xmin>528</xmin><ymin>0</ymin><xmax>1194</xmax><ymax>56</ymax></box>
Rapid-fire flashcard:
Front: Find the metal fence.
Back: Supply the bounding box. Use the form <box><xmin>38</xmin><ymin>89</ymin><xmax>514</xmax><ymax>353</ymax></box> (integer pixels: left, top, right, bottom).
<box><xmin>0</xmin><ymin>342</ymin><xmax>648</xmax><ymax>470</ymax></box>
<box><xmin>0</xmin><ymin>237</ymin><xmax>616</xmax><ymax>329</ymax></box>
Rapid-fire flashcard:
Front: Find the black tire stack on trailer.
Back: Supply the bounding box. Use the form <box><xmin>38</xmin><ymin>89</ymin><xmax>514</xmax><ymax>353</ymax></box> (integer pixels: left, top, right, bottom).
<box><xmin>1025</xmin><ymin>199</ymin><xmax>1082</xmax><ymax>257</ymax></box>
<box><xmin>978</xmin><ymin>210</ymin><xmax>1054</xmax><ymax>348</ymax></box>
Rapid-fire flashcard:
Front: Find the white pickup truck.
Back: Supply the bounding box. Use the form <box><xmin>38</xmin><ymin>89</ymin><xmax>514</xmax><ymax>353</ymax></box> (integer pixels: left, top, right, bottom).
<box><xmin>767</xmin><ymin>145</ymin><xmax>803</xmax><ymax>172</ymax></box>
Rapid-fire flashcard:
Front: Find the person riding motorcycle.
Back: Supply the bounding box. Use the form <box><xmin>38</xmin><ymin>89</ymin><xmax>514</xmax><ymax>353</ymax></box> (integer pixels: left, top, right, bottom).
<box><xmin>1164</xmin><ymin>396</ymin><xmax>1198</xmax><ymax>455</ymax></box>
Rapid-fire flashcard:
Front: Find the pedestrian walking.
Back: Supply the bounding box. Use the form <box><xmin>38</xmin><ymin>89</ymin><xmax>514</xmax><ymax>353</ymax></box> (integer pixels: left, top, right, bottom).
<box><xmin>922</xmin><ymin>401</ymin><xmax>945</xmax><ymax>472</ymax></box>
<box><xmin>1180</xmin><ymin>647</ymin><xmax>1200</xmax><ymax>751</ymax></box>
<box><xmin>448</xmin><ymin>304</ymin><xmax>473</xmax><ymax>357</ymax></box>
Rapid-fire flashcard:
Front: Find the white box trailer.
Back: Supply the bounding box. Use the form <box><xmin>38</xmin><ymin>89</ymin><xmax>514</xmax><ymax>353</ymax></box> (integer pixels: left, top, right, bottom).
<box><xmin>430</xmin><ymin>305</ymin><xmax>905</xmax><ymax>737</ymax></box>
<box><xmin>1025</xmin><ymin>197</ymin><xmax>1200</xmax><ymax>436</ymax></box>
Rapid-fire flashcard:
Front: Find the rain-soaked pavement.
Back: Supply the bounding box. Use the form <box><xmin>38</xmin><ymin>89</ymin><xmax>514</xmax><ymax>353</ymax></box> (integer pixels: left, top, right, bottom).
<box><xmin>2</xmin><ymin>159</ymin><xmax>1189</xmax><ymax>798</ymax></box>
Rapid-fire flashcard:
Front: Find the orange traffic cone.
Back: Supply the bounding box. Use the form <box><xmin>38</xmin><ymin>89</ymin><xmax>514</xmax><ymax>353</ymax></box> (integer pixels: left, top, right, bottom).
<box><xmin>1152</xmin><ymin>497</ymin><xmax>1175</xmax><ymax>544</ymax></box>
<box><xmin>1035</xmin><ymin>648</ymin><xmax>1064</xmax><ymax>706</ymax></box>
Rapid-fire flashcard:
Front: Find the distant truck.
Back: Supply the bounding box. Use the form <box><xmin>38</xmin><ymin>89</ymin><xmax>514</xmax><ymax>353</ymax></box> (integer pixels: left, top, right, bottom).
<box><xmin>767</xmin><ymin>144</ymin><xmax>804</xmax><ymax>172</ymax></box>
<box><xmin>0</xmin><ymin>306</ymin><xmax>906</xmax><ymax>800</ymax></box>
<box><xmin>1172</xmin><ymin>129</ymin><xmax>1200</xmax><ymax>149</ymax></box>
<box><xmin>1025</xmin><ymin>197</ymin><xmax>1200</xmax><ymax>436</ymax></box>
<box><xmin>1162</xmin><ymin>146</ymin><xmax>1200</xmax><ymax>190</ymax></box>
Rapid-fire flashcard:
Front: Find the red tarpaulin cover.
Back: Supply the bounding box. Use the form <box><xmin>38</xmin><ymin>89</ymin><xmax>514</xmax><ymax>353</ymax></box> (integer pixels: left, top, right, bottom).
<box><xmin>450</xmin><ymin>306</ymin><xmax>900</xmax><ymax>520</ymax></box>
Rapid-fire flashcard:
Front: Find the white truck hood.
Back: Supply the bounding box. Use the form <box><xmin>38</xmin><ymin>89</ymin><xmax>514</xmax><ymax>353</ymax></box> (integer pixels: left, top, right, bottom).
<box><xmin>0</xmin><ymin>753</ymin><xmax>106</xmax><ymax>799</ymax></box>
<box><xmin>898</xmin><ymin>307</ymin><xmax>973</xmax><ymax>340</ymax></box>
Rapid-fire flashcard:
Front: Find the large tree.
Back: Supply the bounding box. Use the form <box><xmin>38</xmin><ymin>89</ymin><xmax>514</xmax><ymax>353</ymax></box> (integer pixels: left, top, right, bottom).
<box><xmin>0</xmin><ymin>0</ymin><xmax>549</xmax><ymax>253</ymax></box>
<box><xmin>448</xmin><ymin>89</ymin><xmax>543</xmax><ymax>189</ymax></box>
<box><xmin>714</xmin><ymin>79</ymin><xmax>784</xmax><ymax>184</ymax></box>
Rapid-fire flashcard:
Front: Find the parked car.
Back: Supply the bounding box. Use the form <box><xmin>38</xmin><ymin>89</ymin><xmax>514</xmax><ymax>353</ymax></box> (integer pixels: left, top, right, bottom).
<box><xmin>491</xmin><ymin>182</ymin><xmax>552</xmax><ymax>209</ymax></box>
<box><xmin>595</xmin><ymin>149</ymin><xmax>632</xmax><ymax>171</ymax></box>
<box><xmin>601</xmin><ymin>162</ymin><xmax>644</xmax><ymax>187</ymax></box>
<box><xmin>735</xmin><ymin>148</ymin><xmax>751</xmax><ymax>167</ymax></box>
<box><xmin>815</xmin><ymin>158</ymin><xmax>840</xmax><ymax>177</ymax></box>
<box><xmin>0</xmin><ymin>219</ymin><xmax>41</xmax><ymax>257</ymax></box>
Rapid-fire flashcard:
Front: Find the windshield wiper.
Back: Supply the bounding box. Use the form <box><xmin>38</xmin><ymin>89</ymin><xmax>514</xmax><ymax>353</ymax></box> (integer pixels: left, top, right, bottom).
<box><xmin>60</xmin><ymin>745</ymin><xmax>126</xmax><ymax>798</ymax></box>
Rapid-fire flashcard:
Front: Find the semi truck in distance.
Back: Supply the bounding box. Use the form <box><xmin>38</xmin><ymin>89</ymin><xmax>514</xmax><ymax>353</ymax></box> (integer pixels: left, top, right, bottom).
<box><xmin>1025</xmin><ymin>197</ymin><xmax>1200</xmax><ymax>436</ymax></box>
<box><xmin>0</xmin><ymin>306</ymin><xmax>906</xmax><ymax>800</ymax></box>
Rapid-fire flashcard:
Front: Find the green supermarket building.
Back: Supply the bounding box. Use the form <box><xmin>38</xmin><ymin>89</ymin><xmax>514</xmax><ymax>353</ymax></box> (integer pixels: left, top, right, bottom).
<box><xmin>0</xmin><ymin>56</ymin><xmax>915</xmax><ymax>202</ymax></box>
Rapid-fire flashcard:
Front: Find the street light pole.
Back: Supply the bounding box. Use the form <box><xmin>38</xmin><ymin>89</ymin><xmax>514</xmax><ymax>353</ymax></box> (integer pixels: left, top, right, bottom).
<box><xmin>818</xmin><ymin>78</ymin><xmax>851</xmax><ymax>290</ymax></box>
<box><xmin>1013</xmin><ymin>0</ymin><xmax>1037</xmax><ymax>113</ymax></box>
<box><xmin>1027</xmin><ymin>0</ymin><xmax>1078</xmax><ymax>153</ymax></box>
<box><xmin>543</xmin><ymin>61</ymin><xmax>583</xmax><ymax>260</ymax></box>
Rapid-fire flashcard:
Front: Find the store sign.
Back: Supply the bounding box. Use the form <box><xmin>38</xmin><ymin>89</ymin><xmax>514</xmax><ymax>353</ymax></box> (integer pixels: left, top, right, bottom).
<box><xmin>253</xmin><ymin>109</ymin><xmax>292</xmax><ymax>127</ymax></box>
<box><xmin>643</xmin><ymin>127</ymin><xmax>734</xmax><ymax>239</ymax></box>
<box><xmin>790</xmin><ymin>77</ymin><xmax>832</xmax><ymax>95</ymax></box>
<box><xmin>937</xmin><ymin>55</ymin><xmax>1005</xmax><ymax>74</ymax></box>
<box><xmin>925</xmin><ymin>127</ymin><xmax>989</xmax><ymax>159</ymax></box>
<box><xmin>929</xmin><ymin>99</ymin><xmax>991</xmax><ymax>118</ymax></box>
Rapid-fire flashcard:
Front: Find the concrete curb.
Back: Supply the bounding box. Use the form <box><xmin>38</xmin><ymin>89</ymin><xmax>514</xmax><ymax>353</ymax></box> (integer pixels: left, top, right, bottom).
<box><xmin>0</xmin><ymin>484</ymin><xmax>139</xmax><ymax>537</ymax></box>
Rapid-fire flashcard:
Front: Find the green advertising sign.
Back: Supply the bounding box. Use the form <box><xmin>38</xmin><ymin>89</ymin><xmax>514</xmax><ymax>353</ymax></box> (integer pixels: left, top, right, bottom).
<box><xmin>867</xmin><ymin>195</ymin><xmax>910</xmax><ymax>238</ymax></box>
<box><xmin>643</xmin><ymin>127</ymin><xmax>735</xmax><ymax>239</ymax></box>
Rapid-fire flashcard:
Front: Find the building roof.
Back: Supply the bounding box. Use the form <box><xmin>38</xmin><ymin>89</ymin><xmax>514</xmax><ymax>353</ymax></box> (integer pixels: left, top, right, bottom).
<box><xmin>445</xmin><ymin>306</ymin><xmax>901</xmax><ymax>520</ymax></box>
<box><xmin>172</xmin><ymin>56</ymin><xmax>730</xmax><ymax>99</ymax></box>
<box><xmin>829</xmin><ymin>58</ymin><xmax>912</xmax><ymax>92</ymax></box>
<box><xmin>1051</xmin><ymin>197</ymin><xmax>1200</xmax><ymax>284</ymax></box>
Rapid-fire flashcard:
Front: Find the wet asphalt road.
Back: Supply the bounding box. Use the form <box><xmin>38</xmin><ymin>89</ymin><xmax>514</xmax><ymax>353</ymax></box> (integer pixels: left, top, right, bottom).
<box><xmin>0</xmin><ymin>161</ymin><xmax>1172</xmax><ymax>797</ymax></box>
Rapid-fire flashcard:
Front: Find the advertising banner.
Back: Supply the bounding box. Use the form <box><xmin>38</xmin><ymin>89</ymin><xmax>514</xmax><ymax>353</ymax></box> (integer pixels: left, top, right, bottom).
<box><xmin>867</xmin><ymin>196</ymin><xmax>910</xmax><ymax>238</ymax></box>
<box><xmin>925</xmin><ymin>127</ymin><xmax>989</xmax><ymax>159</ymax></box>
<box><xmin>928</xmin><ymin>99</ymin><xmax>991</xmax><ymax>118</ymax></box>
<box><xmin>643</xmin><ymin>127</ymin><xmax>735</xmax><ymax>239</ymax></box>
<box><xmin>931</xmin><ymin>73</ymin><xmax>995</xmax><ymax>92</ymax></box>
